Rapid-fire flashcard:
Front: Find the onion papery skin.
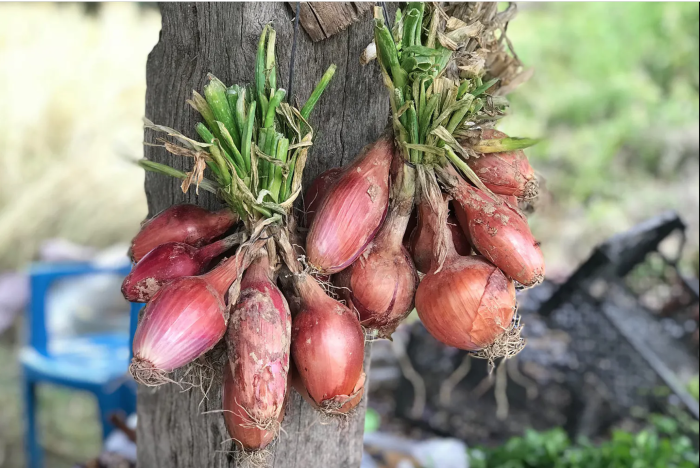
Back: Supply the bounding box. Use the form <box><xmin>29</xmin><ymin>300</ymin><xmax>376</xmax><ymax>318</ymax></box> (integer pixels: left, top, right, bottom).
<box><xmin>130</xmin><ymin>252</ymin><xmax>245</xmax><ymax>386</ymax></box>
<box><xmin>410</xmin><ymin>202</ymin><xmax>472</xmax><ymax>273</ymax></box>
<box><xmin>130</xmin><ymin>204</ymin><xmax>238</xmax><ymax>263</ymax></box>
<box><xmin>306</xmin><ymin>137</ymin><xmax>393</xmax><ymax>274</ymax></box>
<box><xmin>130</xmin><ymin>277</ymin><xmax>227</xmax><ymax>381</ymax></box>
<box><xmin>291</xmin><ymin>275</ymin><xmax>365</xmax><ymax>413</ymax></box>
<box><xmin>122</xmin><ymin>234</ymin><xmax>239</xmax><ymax>303</ymax></box>
<box><xmin>416</xmin><ymin>254</ymin><xmax>516</xmax><ymax>351</ymax></box>
<box><xmin>452</xmin><ymin>182</ymin><xmax>545</xmax><ymax>286</ymax></box>
<box><xmin>223</xmin><ymin>256</ymin><xmax>291</xmax><ymax>451</ymax></box>
<box><xmin>462</xmin><ymin>129</ymin><xmax>538</xmax><ymax>199</ymax></box>
<box><xmin>304</xmin><ymin>168</ymin><xmax>343</xmax><ymax>228</ymax></box>
<box><xmin>335</xmin><ymin>211</ymin><xmax>418</xmax><ymax>338</ymax></box>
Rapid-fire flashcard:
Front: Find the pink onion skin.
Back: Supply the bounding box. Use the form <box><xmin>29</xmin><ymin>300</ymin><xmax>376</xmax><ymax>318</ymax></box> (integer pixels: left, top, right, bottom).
<box><xmin>462</xmin><ymin>129</ymin><xmax>538</xmax><ymax>199</ymax></box>
<box><xmin>304</xmin><ymin>168</ymin><xmax>343</xmax><ymax>228</ymax></box>
<box><xmin>130</xmin><ymin>204</ymin><xmax>238</xmax><ymax>263</ymax></box>
<box><xmin>291</xmin><ymin>275</ymin><xmax>365</xmax><ymax>412</ymax></box>
<box><xmin>452</xmin><ymin>180</ymin><xmax>545</xmax><ymax>286</ymax></box>
<box><xmin>306</xmin><ymin>136</ymin><xmax>393</xmax><ymax>274</ymax></box>
<box><xmin>130</xmin><ymin>252</ymin><xmax>245</xmax><ymax>383</ymax></box>
<box><xmin>335</xmin><ymin>210</ymin><xmax>418</xmax><ymax>339</ymax></box>
<box><xmin>223</xmin><ymin>255</ymin><xmax>291</xmax><ymax>451</ymax></box>
<box><xmin>121</xmin><ymin>234</ymin><xmax>240</xmax><ymax>303</ymax></box>
<box><xmin>131</xmin><ymin>277</ymin><xmax>227</xmax><ymax>372</ymax></box>
<box><xmin>416</xmin><ymin>253</ymin><xmax>517</xmax><ymax>350</ymax></box>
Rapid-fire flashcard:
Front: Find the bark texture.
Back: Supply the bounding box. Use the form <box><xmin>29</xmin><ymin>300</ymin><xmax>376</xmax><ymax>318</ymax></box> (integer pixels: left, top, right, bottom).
<box><xmin>289</xmin><ymin>2</ymin><xmax>375</xmax><ymax>42</ymax></box>
<box><xmin>139</xmin><ymin>3</ymin><xmax>390</xmax><ymax>467</ymax></box>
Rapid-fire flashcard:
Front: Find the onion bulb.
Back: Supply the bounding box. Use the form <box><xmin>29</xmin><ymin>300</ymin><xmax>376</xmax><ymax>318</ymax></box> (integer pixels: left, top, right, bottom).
<box><xmin>223</xmin><ymin>254</ymin><xmax>291</xmax><ymax>451</ymax></box>
<box><xmin>306</xmin><ymin>136</ymin><xmax>393</xmax><ymax>274</ymax></box>
<box><xmin>452</xmin><ymin>178</ymin><xmax>545</xmax><ymax>286</ymax></box>
<box><xmin>122</xmin><ymin>232</ymin><xmax>243</xmax><ymax>303</ymax></box>
<box><xmin>335</xmin><ymin>204</ymin><xmax>418</xmax><ymax>338</ymax></box>
<box><xmin>130</xmin><ymin>250</ymin><xmax>249</xmax><ymax>386</ymax></box>
<box><xmin>130</xmin><ymin>204</ymin><xmax>238</xmax><ymax>263</ymax></box>
<box><xmin>291</xmin><ymin>274</ymin><xmax>365</xmax><ymax>414</ymax></box>
<box><xmin>462</xmin><ymin>129</ymin><xmax>538</xmax><ymax>199</ymax></box>
<box><xmin>304</xmin><ymin>168</ymin><xmax>342</xmax><ymax>228</ymax></box>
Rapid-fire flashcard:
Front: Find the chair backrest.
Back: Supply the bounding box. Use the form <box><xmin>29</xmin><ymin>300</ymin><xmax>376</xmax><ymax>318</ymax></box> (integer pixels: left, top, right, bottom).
<box><xmin>27</xmin><ymin>262</ymin><xmax>131</xmax><ymax>356</ymax></box>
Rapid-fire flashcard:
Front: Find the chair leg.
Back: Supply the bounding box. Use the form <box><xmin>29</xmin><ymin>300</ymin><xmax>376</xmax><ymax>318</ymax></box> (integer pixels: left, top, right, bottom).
<box><xmin>97</xmin><ymin>390</ymin><xmax>122</xmax><ymax>440</ymax></box>
<box><xmin>23</xmin><ymin>379</ymin><xmax>43</xmax><ymax>468</ymax></box>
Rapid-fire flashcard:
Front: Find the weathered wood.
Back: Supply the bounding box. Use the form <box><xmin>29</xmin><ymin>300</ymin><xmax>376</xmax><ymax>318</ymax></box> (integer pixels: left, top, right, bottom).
<box><xmin>139</xmin><ymin>3</ymin><xmax>391</xmax><ymax>468</ymax></box>
<box><xmin>288</xmin><ymin>2</ymin><xmax>375</xmax><ymax>42</ymax></box>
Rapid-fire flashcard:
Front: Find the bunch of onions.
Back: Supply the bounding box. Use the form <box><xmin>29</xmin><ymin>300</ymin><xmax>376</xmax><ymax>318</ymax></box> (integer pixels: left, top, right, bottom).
<box><xmin>130</xmin><ymin>250</ymin><xmax>250</xmax><ymax>386</ymax></box>
<box><xmin>122</xmin><ymin>232</ymin><xmax>244</xmax><ymax>303</ymax></box>
<box><xmin>291</xmin><ymin>273</ymin><xmax>366</xmax><ymax>414</ymax></box>
<box><xmin>223</xmin><ymin>253</ymin><xmax>291</xmax><ymax>451</ymax></box>
<box><xmin>129</xmin><ymin>204</ymin><xmax>238</xmax><ymax>262</ymax></box>
<box><xmin>450</xmin><ymin>174</ymin><xmax>545</xmax><ymax>287</ymax></box>
<box><xmin>414</xmin><ymin>198</ymin><xmax>517</xmax><ymax>351</ymax></box>
<box><xmin>304</xmin><ymin>167</ymin><xmax>342</xmax><ymax>227</ymax></box>
<box><xmin>461</xmin><ymin>129</ymin><xmax>539</xmax><ymax>200</ymax></box>
<box><xmin>335</xmin><ymin>167</ymin><xmax>418</xmax><ymax>338</ymax></box>
<box><xmin>306</xmin><ymin>136</ymin><xmax>393</xmax><ymax>274</ymax></box>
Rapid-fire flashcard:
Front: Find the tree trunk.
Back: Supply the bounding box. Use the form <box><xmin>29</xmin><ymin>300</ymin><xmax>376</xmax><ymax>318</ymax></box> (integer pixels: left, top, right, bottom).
<box><xmin>139</xmin><ymin>3</ymin><xmax>390</xmax><ymax>467</ymax></box>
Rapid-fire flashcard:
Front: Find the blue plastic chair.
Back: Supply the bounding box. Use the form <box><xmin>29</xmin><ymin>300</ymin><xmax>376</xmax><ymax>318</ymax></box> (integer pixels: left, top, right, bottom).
<box><xmin>20</xmin><ymin>262</ymin><xmax>142</xmax><ymax>468</ymax></box>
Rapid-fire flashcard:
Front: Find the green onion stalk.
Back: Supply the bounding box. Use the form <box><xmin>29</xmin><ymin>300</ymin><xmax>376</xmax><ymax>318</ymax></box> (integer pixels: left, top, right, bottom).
<box><xmin>140</xmin><ymin>25</ymin><xmax>336</xmax><ymax>231</ymax></box>
<box><xmin>372</xmin><ymin>3</ymin><xmax>538</xmax><ymax>198</ymax></box>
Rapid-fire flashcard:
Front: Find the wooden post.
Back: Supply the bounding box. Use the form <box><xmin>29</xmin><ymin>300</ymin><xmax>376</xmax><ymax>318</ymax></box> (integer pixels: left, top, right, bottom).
<box><xmin>139</xmin><ymin>3</ymin><xmax>389</xmax><ymax>467</ymax></box>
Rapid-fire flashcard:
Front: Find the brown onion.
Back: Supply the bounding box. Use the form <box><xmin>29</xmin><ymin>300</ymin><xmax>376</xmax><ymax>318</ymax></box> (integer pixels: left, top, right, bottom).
<box><xmin>121</xmin><ymin>232</ymin><xmax>243</xmax><ymax>303</ymax></box>
<box><xmin>415</xmin><ymin>200</ymin><xmax>517</xmax><ymax>351</ymax></box>
<box><xmin>223</xmin><ymin>254</ymin><xmax>290</xmax><ymax>451</ymax></box>
<box><xmin>306</xmin><ymin>136</ymin><xmax>393</xmax><ymax>274</ymax></box>
<box><xmin>304</xmin><ymin>167</ymin><xmax>342</xmax><ymax>228</ymax></box>
<box><xmin>462</xmin><ymin>129</ymin><xmax>538</xmax><ymax>199</ymax></box>
<box><xmin>129</xmin><ymin>250</ymin><xmax>249</xmax><ymax>386</ymax></box>
<box><xmin>452</xmin><ymin>178</ymin><xmax>545</xmax><ymax>286</ymax></box>
<box><xmin>291</xmin><ymin>274</ymin><xmax>365</xmax><ymax>413</ymax></box>
<box><xmin>335</xmin><ymin>205</ymin><xmax>418</xmax><ymax>338</ymax></box>
<box><xmin>130</xmin><ymin>204</ymin><xmax>238</xmax><ymax>263</ymax></box>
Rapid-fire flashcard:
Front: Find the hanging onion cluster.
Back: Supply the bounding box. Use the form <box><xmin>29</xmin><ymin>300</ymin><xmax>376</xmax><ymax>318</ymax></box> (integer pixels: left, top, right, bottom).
<box><xmin>124</xmin><ymin>2</ymin><xmax>546</xmax><ymax>458</ymax></box>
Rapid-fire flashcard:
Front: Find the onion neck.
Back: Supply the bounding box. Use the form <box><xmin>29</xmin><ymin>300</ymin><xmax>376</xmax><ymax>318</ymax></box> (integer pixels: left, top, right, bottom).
<box><xmin>202</xmin><ymin>251</ymin><xmax>247</xmax><ymax>296</ymax></box>
<box><xmin>294</xmin><ymin>274</ymin><xmax>331</xmax><ymax>310</ymax></box>
<box><xmin>375</xmin><ymin>161</ymin><xmax>416</xmax><ymax>250</ymax></box>
<box><xmin>195</xmin><ymin>232</ymin><xmax>245</xmax><ymax>263</ymax></box>
<box><xmin>242</xmin><ymin>252</ymin><xmax>272</xmax><ymax>285</ymax></box>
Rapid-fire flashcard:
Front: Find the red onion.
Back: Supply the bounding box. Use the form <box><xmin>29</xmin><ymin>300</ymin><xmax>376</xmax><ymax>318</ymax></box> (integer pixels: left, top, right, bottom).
<box><xmin>335</xmin><ymin>207</ymin><xmax>418</xmax><ymax>338</ymax></box>
<box><xmin>130</xmin><ymin>204</ymin><xmax>238</xmax><ymax>263</ymax></box>
<box><xmin>130</xmin><ymin>251</ymin><xmax>248</xmax><ymax>386</ymax></box>
<box><xmin>306</xmin><ymin>136</ymin><xmax>393</xmax><ymax>274</ymax></box>
<box><xmin>121</xmin><ymin>232</ymin><xmax>243</xmax><ymax>303</ymax></box>
<box><xmin>304</xmin><ymin>168</ymin><xmax>342</xmax><ymax>228</ymax></box>
<box><xmin>291</xmin><ymin>274</ymin><xmax>365</xmax><ymax>414</ymax></box>
<box><xmin>452</xmin><ymin>178</ymin><xmax>545</xmax><ymax>286</ymax></box>
<box><xmin>415</xmin><ymin>200</ymin><xmax>517</xmax><ymax>351</ymax></box>
<box><xmin>223</xmin><ymin>254</ymin><xmax>291</xmax><ymax>451</ymax></box>
<box><xmin>462</xmin><ymin>129</ymin><xmax>538</xmax><ymax>199</ymax></box>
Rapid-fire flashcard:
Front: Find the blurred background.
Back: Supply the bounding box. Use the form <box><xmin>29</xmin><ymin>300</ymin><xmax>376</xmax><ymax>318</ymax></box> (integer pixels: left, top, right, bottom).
<box><xmin>0</xmin><ymin>3</ymin><xmax>697</xmax><ymax>468</ymax></box>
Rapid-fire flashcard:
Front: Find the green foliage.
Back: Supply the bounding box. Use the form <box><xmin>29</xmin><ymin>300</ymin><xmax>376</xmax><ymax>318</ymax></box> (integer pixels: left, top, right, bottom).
<box><xmin>689</xmin><ymin>376</ymin><xmax>700</xmax><ymax>402</ymax></box>
<box><xmin>469</xmin><ymin>418</ymin><xmax>700</xmax><ymax>468</ymax></box>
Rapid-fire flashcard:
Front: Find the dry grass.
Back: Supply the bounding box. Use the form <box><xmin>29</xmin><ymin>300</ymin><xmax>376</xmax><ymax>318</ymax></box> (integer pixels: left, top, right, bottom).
<box><xmin>0</xmin><ymin>4</ymin><xmax>160</xmax><ymax>467</ymax></box>
<box><xmin>0</xmin><ymin>3</ymin><xmax>161</xmax><ymax>270</ymax></box>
